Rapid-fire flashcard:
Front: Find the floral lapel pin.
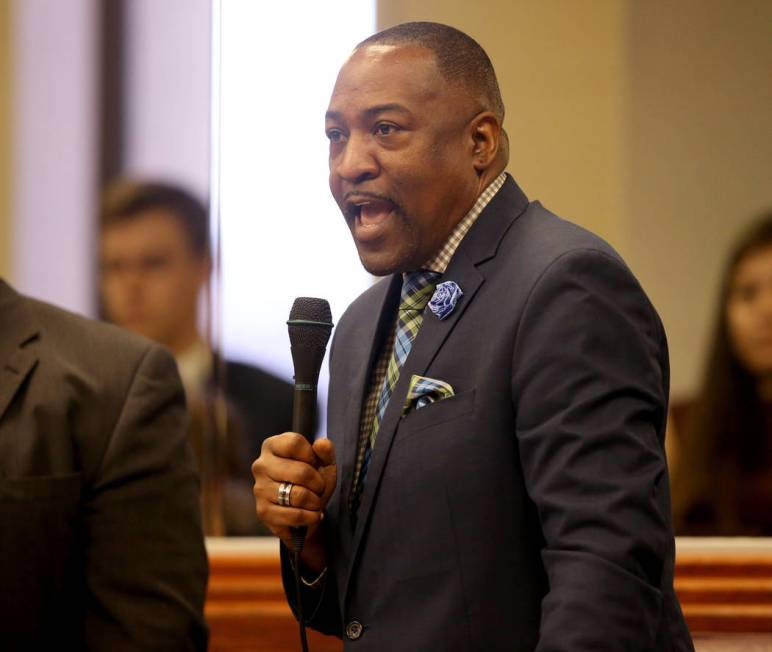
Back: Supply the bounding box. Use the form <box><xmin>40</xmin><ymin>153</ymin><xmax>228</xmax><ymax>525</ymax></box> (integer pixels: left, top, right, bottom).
<box><xmin>428</xmin><ymin>281</ymin><xmax>463</xmax><ymax>320</ymax></box>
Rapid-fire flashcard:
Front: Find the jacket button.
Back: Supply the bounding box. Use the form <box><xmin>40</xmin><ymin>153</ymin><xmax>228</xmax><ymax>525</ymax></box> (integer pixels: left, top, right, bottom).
<box><xmin>345</xmin><ymin>620</ymin><xmax>363</xmax><ymax>640</ymax></box>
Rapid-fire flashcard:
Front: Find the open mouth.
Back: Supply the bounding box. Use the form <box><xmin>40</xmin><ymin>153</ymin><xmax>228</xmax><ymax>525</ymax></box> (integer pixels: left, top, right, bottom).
<box><xmin>344</xmin><ymin>194</ymin><xmax>397</xmax><ymax>238</ymax></box>
<box><xmin>354</xmin><ymin>198</ymin><xmax>394</xmax><ymax>228</ymax></box>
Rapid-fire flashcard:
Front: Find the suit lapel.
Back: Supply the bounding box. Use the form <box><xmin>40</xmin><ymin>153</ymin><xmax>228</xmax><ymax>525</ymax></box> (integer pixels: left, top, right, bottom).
<box><xmin>333</xmin><ymin>275</ymin><xmax>401</xmax><ymax>527</ymax></box>
<box><xmin>0</xmin><ymin>280</ymin><xmax>40</xmax><ymax>423</ymax></box>
<box><xmin>343</xmin><ymin>176</ymin><xmax>530</xmax><ymax>595</ymax></box>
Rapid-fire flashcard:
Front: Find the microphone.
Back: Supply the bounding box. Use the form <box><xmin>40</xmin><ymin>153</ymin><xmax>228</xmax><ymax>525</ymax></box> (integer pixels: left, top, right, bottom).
<box><xmin>287</xmin><ymin>298</ymin><xmax>333</xmax><ymax>652</ymax></box>
<box><xmin>287</xmin><ymin>297</ymin><xmax>334</xmax><ymax>442</ymax></box>
<box><xmin>287</xmin><ymin>297</ymin><xmax>334</xmax><ymax>549</ymax></box>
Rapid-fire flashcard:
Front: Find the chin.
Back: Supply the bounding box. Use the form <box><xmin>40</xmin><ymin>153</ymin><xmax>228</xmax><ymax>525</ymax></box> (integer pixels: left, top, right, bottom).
<box><xmin>356</xmin><ymin>243</ymin><xmax>424</xmax><ymax>277</ymax></box>
<box><xmin>359</xmin><ymin>256</ymin><xmax>400</xmax><ymax>277</ymax></box>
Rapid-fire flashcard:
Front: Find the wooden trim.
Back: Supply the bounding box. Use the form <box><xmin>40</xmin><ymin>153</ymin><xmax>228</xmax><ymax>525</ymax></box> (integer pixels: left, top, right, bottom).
<box><xmin>207</xmin><ymin>547</ymin><xmax>342</xmax><ymax>651</ymax></box>
<box><xmin>205</xmin><ymin>539</ymin><xmax>772</xmax><ymax>649</ymax></box>
<box><xmin>676</xmin><ymin>546</ymin><xmax>772</xmax><ymax>633</ymax></box>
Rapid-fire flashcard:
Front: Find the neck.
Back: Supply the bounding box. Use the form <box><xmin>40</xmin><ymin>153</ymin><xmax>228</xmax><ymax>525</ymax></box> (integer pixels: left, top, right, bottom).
<box><xmin>478</xmin><ymin>163</ymin><xmax>506</xmax><ymax>194</ymax></box>
<box><xmin>167</xmin><ymin>323</ymin><xmax>203</xmax><ymax>357</ymax></box>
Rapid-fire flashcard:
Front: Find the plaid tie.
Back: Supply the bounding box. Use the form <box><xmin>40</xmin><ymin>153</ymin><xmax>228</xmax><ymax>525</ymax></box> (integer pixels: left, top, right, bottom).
<box><xmin>350</xmin><ymin>270</ymin><xmax>440</xmax><ymax>516</ymax></box>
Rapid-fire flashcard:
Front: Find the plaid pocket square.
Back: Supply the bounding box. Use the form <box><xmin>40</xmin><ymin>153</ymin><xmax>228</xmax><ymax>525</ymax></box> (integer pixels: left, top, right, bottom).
<box><xmin>402</xmin><ymin>374</ymin><xmax>455</xmax><ymax>414</ymax></box>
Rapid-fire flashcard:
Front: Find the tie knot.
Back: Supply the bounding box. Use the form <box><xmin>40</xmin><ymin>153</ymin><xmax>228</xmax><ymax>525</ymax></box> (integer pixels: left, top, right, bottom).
<box><xmin>399</xmin><ymin>270</ymin><xmax>441</xmax><ymax>312</ymax></box>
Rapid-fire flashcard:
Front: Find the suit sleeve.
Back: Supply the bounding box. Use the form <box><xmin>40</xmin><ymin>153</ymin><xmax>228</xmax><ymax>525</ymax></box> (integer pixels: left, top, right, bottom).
<box><xmin>83</xmin><ymin>344</ymin><xmax>209</xmax><ymax>651</ymax></box>
<box><xmin>280</xmin><ymin>537</ymin><xmax>342</xmax><ymax>637</ymax></box>
<box><xmin>512</xmin><ymin>249</ymin><xmax>672</xmax><ymax>651</ymax></box>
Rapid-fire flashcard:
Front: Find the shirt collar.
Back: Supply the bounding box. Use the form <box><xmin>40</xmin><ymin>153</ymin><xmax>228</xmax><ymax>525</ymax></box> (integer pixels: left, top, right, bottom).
<box><xmin>175</xmin><ymin>338</ymin><xmax>213</xmax><ymax>400</ymax></box>
<box><xmin>421</xmin><ymin>172</ymin><xmax>507</xmax><ymax>274</ymax></box>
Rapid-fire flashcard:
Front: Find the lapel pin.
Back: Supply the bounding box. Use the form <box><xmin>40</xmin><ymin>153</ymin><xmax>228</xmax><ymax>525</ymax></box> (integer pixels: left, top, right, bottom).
<box><xmin>428</xmin><ymin>281</ymin><xmax>463</xmax><ymax>320</ymax></box>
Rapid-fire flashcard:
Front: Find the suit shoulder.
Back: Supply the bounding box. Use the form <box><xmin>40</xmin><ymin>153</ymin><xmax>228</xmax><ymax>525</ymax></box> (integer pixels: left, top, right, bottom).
<box><xmin>25</xmin><ymin>296</ymin><xmax>174</xmax><ymax>386</ymax></box>
<box><xmin>490</xmin><ymin>201</ymin><xmax>646</xmax><ymax>296</ymax></box>
<box><xmin>510</xmin><ymin>203</ymin><xmax>664</xmax><ymax>332</ymax></box>
<box><xmin>512</xmin><ymin>202</ymin><xmax>624</xmax><ymax>266</ymax></box>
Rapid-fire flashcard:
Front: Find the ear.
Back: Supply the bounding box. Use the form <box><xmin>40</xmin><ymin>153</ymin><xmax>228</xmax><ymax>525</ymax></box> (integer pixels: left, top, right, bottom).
<box><xmin>469</xmin><ymin>112</ymin><xmax>501</xmax><ymax>173</ymax></box>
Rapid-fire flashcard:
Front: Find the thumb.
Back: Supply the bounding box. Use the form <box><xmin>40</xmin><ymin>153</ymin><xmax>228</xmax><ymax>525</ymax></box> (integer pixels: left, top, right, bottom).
<box><xmin>312</xmin><ymin>437</ymin><xmax>337</xmax><ymax>468</ymax></box>
<box><xmin>312</xmin><ymin>438</ymin><xmax>337</xmax><ymax>504</ymax></box>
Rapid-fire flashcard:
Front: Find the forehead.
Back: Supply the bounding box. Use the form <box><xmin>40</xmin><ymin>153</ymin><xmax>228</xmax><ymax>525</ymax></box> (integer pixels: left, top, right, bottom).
<box><xmin>102</xmin><ymin>210</ymin><xmax>186</xmax><ymax>251</ymax></box>
<box><xmin>734</xmin><ymin>244</ymin><xmax>772</xmax><ymax>279</ymax></box>
<box><xmin>328</xmin><ymin>44</ymin><xmax>448</xmax><ymax>113</ymax></box>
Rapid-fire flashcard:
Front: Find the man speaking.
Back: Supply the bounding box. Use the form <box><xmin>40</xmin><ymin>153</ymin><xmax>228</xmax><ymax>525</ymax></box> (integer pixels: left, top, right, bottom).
<box><xmin>252</xmin><ymin>22</ymin><xmax>694</xmax><ymax>651</ymax></box>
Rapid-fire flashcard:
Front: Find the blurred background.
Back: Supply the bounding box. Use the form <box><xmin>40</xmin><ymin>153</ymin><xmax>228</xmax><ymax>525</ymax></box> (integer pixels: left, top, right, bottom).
<box><xmin>0</xmin><ymin>0</ymin><xmax>770</xmax><ymax>536</ymax></box>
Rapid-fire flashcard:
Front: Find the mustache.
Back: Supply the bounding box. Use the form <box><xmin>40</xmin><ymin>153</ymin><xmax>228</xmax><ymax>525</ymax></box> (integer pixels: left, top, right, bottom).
<box><xmin>343</xmin><ymin>190</ymin><xmax>392</xmax><ymax>203</ymax></box>
<box><xmin>342</xmin><ymin>190</ymin><xmax>406</xmax><ymax>217</ymax></box>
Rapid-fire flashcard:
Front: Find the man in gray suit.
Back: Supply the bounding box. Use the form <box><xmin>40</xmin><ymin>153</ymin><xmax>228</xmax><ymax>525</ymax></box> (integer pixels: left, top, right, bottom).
<box><xmin>252</xmin><ymin>22</ymin><xmax>693</xmax><ymax>650</ymax></box>
<box><xmin>0</xmin><ymin>279</ymin><xmax>208</xmax><ymax>649</ymax></box>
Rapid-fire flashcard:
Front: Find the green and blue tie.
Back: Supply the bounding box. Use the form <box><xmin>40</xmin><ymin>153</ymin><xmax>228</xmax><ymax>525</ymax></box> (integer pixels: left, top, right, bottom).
<box><xmin>350</xmin><ymin>270</ymin><xmax>440</xmax><ymax>517</ymax></box>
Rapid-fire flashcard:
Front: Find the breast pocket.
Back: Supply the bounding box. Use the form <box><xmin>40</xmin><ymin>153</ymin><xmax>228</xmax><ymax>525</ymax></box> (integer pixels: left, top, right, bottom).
<box><xmin>397</xmin><ymin>388</ymin><xmax>476</xmax><ymax>439</ymax></box>
<box><xmin>0</xmin><ymin>472</ymin><xmax>83</xmax><ymax>502</ymax></box>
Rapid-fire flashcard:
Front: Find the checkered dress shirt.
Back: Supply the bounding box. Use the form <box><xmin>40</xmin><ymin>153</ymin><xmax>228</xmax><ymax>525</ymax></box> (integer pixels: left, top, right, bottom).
<box><xmin>349</xmin><ymin>173</ymin><xmax>508</xmax><ymax>505</ymax></box>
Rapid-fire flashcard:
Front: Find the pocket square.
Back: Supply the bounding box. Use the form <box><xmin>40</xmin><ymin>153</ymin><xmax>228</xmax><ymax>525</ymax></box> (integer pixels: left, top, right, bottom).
<box><xmin>402</xmin><ymin>374</ymin><xmax>455</xmax><ymax>415</ymax></box>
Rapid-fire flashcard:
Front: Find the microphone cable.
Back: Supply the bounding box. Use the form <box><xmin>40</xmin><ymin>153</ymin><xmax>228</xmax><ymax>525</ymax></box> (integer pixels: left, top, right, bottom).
<box><xmin>292</xmin><ymin>543</ymin><xmax>310</xmax><ymax>652</ymax></box>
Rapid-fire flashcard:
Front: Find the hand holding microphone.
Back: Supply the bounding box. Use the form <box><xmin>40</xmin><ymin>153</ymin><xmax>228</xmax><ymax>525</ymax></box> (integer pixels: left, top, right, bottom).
<box><xmin>251</xmin><ymin>298</ymin><xmax>335</xmax><ymax>570</ymax></box>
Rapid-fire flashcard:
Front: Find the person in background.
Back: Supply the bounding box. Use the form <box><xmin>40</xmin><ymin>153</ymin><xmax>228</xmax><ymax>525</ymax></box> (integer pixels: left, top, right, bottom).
<box><xmin>99</xmin><ymin>180</ymin><xmax>293</xmax><ymax>535</ymax></box>
<box><xmin>0</xmin><ymin>278</ymin><xmax>208</xmax><ymax>649</ymax></box>
<box><xmin>671</xmin><ymin>210</ymin><xmax>772</xmax><ymax>535</ymax></box>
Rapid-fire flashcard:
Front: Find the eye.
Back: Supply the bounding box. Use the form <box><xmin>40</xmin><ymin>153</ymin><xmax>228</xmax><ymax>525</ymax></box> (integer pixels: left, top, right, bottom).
<box><xmin>326</xmin><ymin>128</ymin><xmax>346</xmax><ymax>144</ymax></box>
<box><xmin>374</xmin><ymin>122</ymin><xmax>399</xmax><ymax>137</ymax></box>
<box><xmin>101</xmin><ymin>259</ymin><xmax>124</xmax><ymax>276</ymax></box>
<box><xmin>141</xmin><ymin>254</ymin><xmax>171</xmax><ymax>272</ymax></box>
<box><xmin>732</xmin><ymin>282</ymin><xmax>759</xmax><ymax>304</ymax></box>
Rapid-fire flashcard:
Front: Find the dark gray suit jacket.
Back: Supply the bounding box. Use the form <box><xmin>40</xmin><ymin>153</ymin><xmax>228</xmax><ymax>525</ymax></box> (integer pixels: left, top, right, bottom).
<box><xmin>285</xmin><ymin>177</ymin><xmax>693</xmax><ymax>651</ymax></box>
<box><xmin>0</xmin><ymin>280</ymin><xmax>208</xmax><ymax>650</ymax></box>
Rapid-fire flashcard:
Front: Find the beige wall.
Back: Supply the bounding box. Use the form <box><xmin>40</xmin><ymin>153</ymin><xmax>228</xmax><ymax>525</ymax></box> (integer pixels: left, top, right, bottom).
<box><xmin>378</xmin><ymin>0</ymin><xmax>772</xmax><ymax>397</ymax></box>
<box><xmin>0</xmin><ymin>0</ymin><xmax>11</xmax><ymax>279</ymax></box>
<box><xmin>623</xmin><ymin>0</ymin><xmax>772</xmax><ymax>398</ymax></box>
<box><xmin>378</xmin><ymin>0</ymin><xmax>627</xmax><ymax>245</ymax></box>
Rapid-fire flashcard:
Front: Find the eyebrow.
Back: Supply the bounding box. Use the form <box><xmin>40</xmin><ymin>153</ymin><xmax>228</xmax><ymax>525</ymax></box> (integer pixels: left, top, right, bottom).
<box><xmin>325</xmin><ymin>103</ymin><xmax>412</xmax><ymax>121</ymax></box>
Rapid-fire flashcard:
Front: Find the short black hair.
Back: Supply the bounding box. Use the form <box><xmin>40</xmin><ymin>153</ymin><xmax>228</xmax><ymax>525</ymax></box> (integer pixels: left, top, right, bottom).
<box><xmin>357</xmin><ymin>21</ymin><xmax>505</xmax><ymax>122</ymax></box>
<box><xmin>101</xmin><ymin>180</ymin><xmax>210</xmax><ymax>258</ymax></box>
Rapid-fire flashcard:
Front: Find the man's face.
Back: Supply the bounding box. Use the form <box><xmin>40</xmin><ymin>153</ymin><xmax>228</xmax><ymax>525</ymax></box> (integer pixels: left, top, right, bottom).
<box><xmin>100</xmin><ymin>210</ymin><xmax>209</xmax><ymax>348</ymax></box>
<box><xmin>326</xmin><ymin>45</ymin><xmax>482</xmax><ymax>275</ymax></box>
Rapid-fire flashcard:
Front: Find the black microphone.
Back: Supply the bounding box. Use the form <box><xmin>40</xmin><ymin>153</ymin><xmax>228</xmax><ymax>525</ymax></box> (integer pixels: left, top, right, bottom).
<box><xmin>287</xmin><ymin>297</ymin><xmax>334</xmax><ymax>549</ymax></box>
<box><xmin>287</xmin><ymin>298</ymin><xmax>333</xmax><ymax>652</ymax></box>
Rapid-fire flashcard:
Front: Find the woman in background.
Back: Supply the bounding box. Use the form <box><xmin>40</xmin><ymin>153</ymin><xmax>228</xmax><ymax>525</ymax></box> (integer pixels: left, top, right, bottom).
<box><xmin>671</xmin><ymin>210</ymin><xmax>772</xmax><ymax>535</ymax></box>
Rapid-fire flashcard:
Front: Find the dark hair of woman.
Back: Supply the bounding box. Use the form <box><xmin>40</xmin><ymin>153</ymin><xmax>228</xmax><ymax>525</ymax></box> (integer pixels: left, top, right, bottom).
<box><xmin>672</xmin><ymin>209</ymin><xmax>772</xmax><ymax>535</ymax></box>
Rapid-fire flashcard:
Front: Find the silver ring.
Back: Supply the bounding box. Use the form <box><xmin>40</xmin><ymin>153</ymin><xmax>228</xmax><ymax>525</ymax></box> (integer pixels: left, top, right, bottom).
<box><xmin>277</xmin><ymin>481</ymin><xmax>293</xmax><ymax>507</ymax></box>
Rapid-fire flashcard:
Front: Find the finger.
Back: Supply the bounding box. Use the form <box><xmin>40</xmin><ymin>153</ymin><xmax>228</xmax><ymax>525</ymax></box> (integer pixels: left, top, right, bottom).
<box><xmin>319</xmin><ymin>465</ymin><xmax>338</xmax><ymax>505</ymax></box>
<box><xmin>287</xmin><ymin>482</ymin><xmax>324</xmax><ymax>510</ymax></box>
<box><xmin>264</xmin><ymin>481</ymin><xmax>323</xmax><ymax>511</ymax></box>
<box><xmin>312</xmin><ymin>437</ymin><xmax>337</xmax><ymax>467</ymax></box>
<box><xmin>263</xmin><ymin>432</ymin><xmax>318</xmax><ymax>465</ymax></box>
<box><xmin>253</xmin><ymin>455</ymin><xmax>326</xmax><ymax>496</ymax></box>
<box><xmin>271</xmin><ymin>524</ymin><xmax>322</xmax><ymax>552</ymax></box>
<box><xmin>312</xmin><ymin>439</ymin><xmax>338</xmax><ymax>505</ymax></box>
<box><xmin>255</xmin><ymin>502</ymin><xmax>323</xmax><ymax>531</ymax></box>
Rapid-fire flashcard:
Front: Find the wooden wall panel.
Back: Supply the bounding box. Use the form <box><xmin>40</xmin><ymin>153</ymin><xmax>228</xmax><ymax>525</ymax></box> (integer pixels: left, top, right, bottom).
<box><xmin>206</xmin><ymin>539</ymin><xmax>772</xmax><ymax>650</ymax></box>
<box><xmin>207</xmin><ymin>546</ymin><xmax>342</xmax><ymax>651</ymax></box>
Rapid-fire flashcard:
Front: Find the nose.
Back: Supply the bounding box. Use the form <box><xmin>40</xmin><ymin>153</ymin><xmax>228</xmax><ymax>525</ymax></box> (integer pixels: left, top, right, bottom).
<box><xmin>115</xmin><ymin>264</ymin><xmax>146</xmax><ymax>301</ymax></box>
<box><xmin>332</xmin><ymin>133</ymin><xmax>378</xmax><ymax>184</ymax></box>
